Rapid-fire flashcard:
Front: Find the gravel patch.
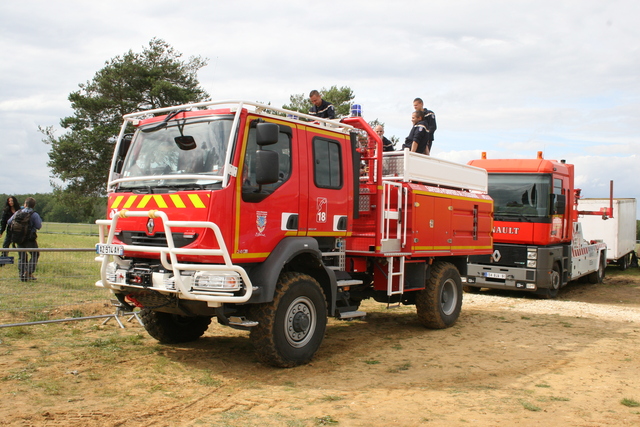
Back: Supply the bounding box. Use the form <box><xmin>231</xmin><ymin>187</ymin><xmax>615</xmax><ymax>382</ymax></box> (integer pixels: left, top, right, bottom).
<box><xmin>464</xmin><ymin>293</ymin><xmax>640</xmax><ymax>323</ymax></box>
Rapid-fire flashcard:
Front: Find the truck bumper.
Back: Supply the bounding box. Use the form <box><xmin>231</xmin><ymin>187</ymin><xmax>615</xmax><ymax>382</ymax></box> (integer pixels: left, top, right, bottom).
<box><xmin>465</xmin><ymin>263</ymin><xmax>553</xmax><ymax>292</ymax></box>
<box><xmin>95</xmin><ymin>210</ymin><xmax>253</xmax><ymax>306</ymax></box>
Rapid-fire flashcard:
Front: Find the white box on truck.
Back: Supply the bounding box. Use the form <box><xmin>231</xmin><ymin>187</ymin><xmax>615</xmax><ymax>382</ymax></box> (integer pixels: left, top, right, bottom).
<box><xmin>578</xmin><ymin>198</ymin><xmax>636</xmax><ymax>268</ymax></box>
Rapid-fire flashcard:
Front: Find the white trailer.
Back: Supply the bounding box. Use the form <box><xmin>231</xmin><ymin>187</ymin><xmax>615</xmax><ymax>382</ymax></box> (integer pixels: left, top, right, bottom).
<box><xmin>577</xmin><ymin>198</ymin><xmax>637</xmax><ymax>270</ymax></box>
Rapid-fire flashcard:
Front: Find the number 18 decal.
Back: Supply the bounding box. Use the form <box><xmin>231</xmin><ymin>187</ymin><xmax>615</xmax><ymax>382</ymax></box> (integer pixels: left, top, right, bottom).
<box><xmin>316</xmin><ymin>197</ymin><xmax>327</xmax><ymax>223</ymax></box>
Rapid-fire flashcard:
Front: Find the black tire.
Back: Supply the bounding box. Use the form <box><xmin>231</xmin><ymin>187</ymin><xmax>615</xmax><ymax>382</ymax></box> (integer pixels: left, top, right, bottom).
<box><xmin>140</xmin><ymin>308</ymin><xmax>212</xmax><ymax>344</ymax></box>
<box><xmin>416</xmin><ymin>262</ymin><xmax>463</xmax><ymax>329</ymax></box>
<box><xmin>588</xmin><ymin>253</ymin><xmax>606</xmax><ymax>284</ymax></box>
<box><xmin>250</xmin><ymin>272</ymin><xmax>327</xmax><ymax>368</ymax></box>
<box><xmin>619</xmin><ymin>253</ymin><xmax>630</xmax><ymax>271</ymax></box>
<box><xmin>535</xmin><ymin>262</ymin><xmax>561</xmax><ymax>299</ymax></box>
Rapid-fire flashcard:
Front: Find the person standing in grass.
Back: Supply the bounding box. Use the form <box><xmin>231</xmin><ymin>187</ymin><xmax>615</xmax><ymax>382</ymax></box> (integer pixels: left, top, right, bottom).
<box><xmin>8</xmin><ymin>197</ymin><xmax>42</xmax><ymax>281</ymax></box>
<box><xmin>0</xmin><ymin>196</ymin><xmax>20</xmax><ymax>259</ymax></box>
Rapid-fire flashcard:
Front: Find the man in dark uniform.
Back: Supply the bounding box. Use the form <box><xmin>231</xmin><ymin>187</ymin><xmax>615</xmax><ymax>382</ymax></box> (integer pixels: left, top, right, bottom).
<box><xmin>402</xmin><ymin>110</ymin><xmax>430</xmax><ymax>155</ymax></box>
<box><xmin>413</xmin><ymin>98</ymin><xmax>436</xmax><ymax>153</ymax></box>
<box><xmin>374</xmin><ymin>125</ymin><xmax>394</xmax><ymax>151</ymax></box>
<box><xmin>309</xmin><ymin>90</ymin><xmax>336</xmax><ymax>119</ymax></box>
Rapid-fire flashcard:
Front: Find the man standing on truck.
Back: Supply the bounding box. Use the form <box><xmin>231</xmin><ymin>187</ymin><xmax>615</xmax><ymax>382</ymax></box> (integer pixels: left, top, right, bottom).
<box><xmin>413</xmin><ymin>98</ymin><xmax>436</xmax><ymax>153</ymax></box>
<box><xmin>309</xmin><ymin>90</ymin><xmax>336</xmax><ymax>119</ymax></box>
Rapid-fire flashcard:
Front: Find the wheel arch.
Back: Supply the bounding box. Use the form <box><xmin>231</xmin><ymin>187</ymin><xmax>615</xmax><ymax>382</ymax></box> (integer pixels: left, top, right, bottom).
<box><xmin>245</xmin><ymin>237</ymin><xmax>336</xmax><ymax>312</ymax></box>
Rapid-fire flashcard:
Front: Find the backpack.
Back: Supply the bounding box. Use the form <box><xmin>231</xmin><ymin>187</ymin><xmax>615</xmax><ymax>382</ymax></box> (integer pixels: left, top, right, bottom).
<box><xmin>10</xmin><ymin>210</ymin><xmax>33</xmax><ymax>244</ymax></box>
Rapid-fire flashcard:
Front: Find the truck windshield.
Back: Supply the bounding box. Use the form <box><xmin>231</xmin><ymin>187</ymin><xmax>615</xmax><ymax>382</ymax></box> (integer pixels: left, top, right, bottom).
<box><xmin>118</xmin><ymin>117</ymin><xmax>233</xmax><ymax>191</ymax></box>
<box><xmin>488</xmin><ymin>174</ymin><xmax>551</xmax><ymax>220</ymax></box>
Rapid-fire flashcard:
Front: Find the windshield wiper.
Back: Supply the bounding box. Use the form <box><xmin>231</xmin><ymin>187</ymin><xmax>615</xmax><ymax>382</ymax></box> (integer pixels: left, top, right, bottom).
<box><xmin>118</xmin><ymin>185</ymin><xmax>154</xmax><ymax>194</ymax></box>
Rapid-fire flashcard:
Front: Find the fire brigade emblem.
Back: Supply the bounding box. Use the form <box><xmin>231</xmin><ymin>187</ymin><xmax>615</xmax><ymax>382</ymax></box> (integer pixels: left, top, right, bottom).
<box><xmin>256</xmin><ymin>211</ymin><xmax>267</xmax><ymax>236</ymax></box>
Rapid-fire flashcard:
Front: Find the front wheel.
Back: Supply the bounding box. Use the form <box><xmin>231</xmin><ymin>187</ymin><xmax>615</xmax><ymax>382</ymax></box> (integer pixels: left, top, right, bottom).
<box><xmin>535</xmin><ymin>263</ymin><xmax>561</xmax><ymax>299</ymax></box>
<box><xmin>140</xmin><ymin>309</ymin><xmax>212</xmax><ymax>343</ymax></box>
<box><xmin>250</xmin><ymin>272</ymin><xmax>327</xmax><ymax>368</ymax></box>
<box><xmin>416</xmin><ymin>262</ymin><xmax>463</xmax><ymax>329</ymax></box>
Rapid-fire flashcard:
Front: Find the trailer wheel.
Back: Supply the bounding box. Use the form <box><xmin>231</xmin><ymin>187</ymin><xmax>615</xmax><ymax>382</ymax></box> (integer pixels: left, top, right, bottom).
<box><xmin>588</xmin><ymin>253</ymin><xmax>606</xmax><ymax>284</ymax></box>
<box><xmin>250</xmin><ymin>272</ymin><xmax>327</xmax><ymax>368</ymax></box>
<box><xmin>618</xmin><ymin>253</ymin><xmax>631</xmax><ymax>271</ymax></box>
<box><xmin>535</xmin><ymin>263</ymin><xmax>561</xmax><ymax>299</ymax></box>
<box><xmin>140</xmin><ymin>308</ymin><xmax>212</xmax><ymax>344</ymax></box>
<box><xmin>416</xmin><ymin>262</ymin><xmax>462</xmax><ymax>329</ymax></box>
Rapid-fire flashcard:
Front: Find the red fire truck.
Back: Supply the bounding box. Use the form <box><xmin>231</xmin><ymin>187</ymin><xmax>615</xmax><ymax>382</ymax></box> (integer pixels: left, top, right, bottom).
<box><xmin>465</xmin><ymin>152</ymin><xmax>608</xmax><ymax>298</ymax></box>
<box><xmin>95</xmin><ymin>100</ymin><xmax>493</xmax><ymax>367</ymax></box>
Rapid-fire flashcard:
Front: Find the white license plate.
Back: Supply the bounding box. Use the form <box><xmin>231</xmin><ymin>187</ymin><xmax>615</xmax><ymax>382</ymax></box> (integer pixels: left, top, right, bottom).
<box><xmin>95</xmin><ymin>244</ymin><xmax>124</xmax><ymax>256</ymax></box>
<box><xmin>484</xmin><ymin>272</ymin><xmax>506</xmax><ymax>279</ymax></box>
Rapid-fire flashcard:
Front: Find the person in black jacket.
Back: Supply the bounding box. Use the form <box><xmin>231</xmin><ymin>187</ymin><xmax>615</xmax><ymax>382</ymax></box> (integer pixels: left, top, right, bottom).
<box><xmin>402</xmin><ymin>110</ymin><xmax>430</xmax><ymax>155</ymax></box>
<box><xmin>309</xmin><ymin>90</ymin><xmax>336</xmax><ymax>119</ymax></box>
<box><xmin>413</xmin><ymin>98</ymin><xmax>437</xmax><ymax>153</ymax></box>
<box><xmin>375</xmin><ymin>125</ymin><xmax>395</xmax><ymax>152</ymax></box>
<box><xmin>0</xmin><ymin>196</ymin><xmax>20</xmax><ymax>259</ymax></box>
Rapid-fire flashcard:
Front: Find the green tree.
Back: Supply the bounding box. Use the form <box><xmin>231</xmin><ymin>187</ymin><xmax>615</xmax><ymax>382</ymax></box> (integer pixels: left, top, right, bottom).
<box><xmin>41</xmin><ymin>38</ymin><xmax>210</xmax><ymax>201</ymax></box>
<box><xmin>282</xmin><ymin>85</ymin><xmax>355</xmax><ymax>118</ymax></box>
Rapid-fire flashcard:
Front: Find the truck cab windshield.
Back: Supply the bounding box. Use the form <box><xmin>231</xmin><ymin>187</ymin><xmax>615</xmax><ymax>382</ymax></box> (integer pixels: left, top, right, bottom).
<box><xmin>488</xmin><ymin>174</ymin><xmax>551</xmax><ymax>221</ymax></box>
<box><xmin>119</xmin><ymin>117</ymin><xmax>233</xmax><ymax>192</ymax></box>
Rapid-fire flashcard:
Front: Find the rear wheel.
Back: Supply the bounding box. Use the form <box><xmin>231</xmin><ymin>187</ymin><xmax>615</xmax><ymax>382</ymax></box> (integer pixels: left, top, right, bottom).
<box><xmin>416</xmin><ymin>262</ymin><xmax>463</xmax><ymax>329</ymax></box>
<box><xmin>619</xmin><ymin>253</ymin><xmax>630</xmax><ymax>271</ymax></box>
<box><xmin>588</xmin><ymin>253</ymin><xmax>606</xmax><ymax>284</ymax></box>
<box><xmin>140</xmin><ymin>309</ymin><xmax>212</xmax><ymax>343</ymax></box>
<box><xmin>250</xmin><ymin>272</ymin><xmax>327</xmax><ymax>368</ymax></box>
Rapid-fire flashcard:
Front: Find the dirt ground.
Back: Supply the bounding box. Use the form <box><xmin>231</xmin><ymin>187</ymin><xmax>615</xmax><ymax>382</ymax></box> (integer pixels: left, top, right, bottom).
<box><xmin>1</xmin><ymin>268</ymin><xmax>639</xmax><ymax>427</ymax></box>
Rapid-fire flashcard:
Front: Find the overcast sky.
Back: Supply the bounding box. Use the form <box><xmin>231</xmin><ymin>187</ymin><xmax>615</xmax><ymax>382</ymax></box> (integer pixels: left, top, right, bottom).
<box><xmin>1</xmin><ymin>0</ymin><xmax>639</xmax><ymax>218</ymax></box>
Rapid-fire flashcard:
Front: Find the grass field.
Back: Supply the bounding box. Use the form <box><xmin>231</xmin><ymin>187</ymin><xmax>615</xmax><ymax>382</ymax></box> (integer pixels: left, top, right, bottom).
<box><xmin>0</xmin><ymin>231</ymin><xmax>109</xmax><ymax>324</ymax></box>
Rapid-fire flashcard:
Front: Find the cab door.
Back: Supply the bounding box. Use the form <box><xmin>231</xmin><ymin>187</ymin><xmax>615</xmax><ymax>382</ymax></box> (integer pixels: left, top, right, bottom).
<box><xmin>233</xmin><ymin>118</ymin><xmax>299</xmax><ymax>260</ymax></box>
<box><xmin>301</xmin><ymin>129</ymin><xmax>352</xmax><ymax>238</ymax></box>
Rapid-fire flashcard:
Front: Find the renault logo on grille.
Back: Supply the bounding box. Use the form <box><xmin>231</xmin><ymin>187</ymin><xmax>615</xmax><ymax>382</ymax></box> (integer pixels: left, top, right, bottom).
<box><xmin>146</xmin><ymin>218</ymin><xmax>155</xmax><ymax>235</ymax></box>
<box><xmin>492</xmin><ymin>250</ymin><xmax>502</xmax><ymax>262</ymax></box>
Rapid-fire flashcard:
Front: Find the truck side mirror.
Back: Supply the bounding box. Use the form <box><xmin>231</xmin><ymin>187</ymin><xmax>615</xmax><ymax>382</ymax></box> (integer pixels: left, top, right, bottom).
<box><xmin>115</xmin><ymin>133</ymin><xmax>133</xmax><ymax>174</ymax></box>
<box><xmin>255</xmin><ymin>150</ymin><xmax>279</xmax><ymax>185</ymax></box>
<box><xmin>256</xmin><ymin>123</ymin><xmax>279</xmax><ymax>146</ymax></box>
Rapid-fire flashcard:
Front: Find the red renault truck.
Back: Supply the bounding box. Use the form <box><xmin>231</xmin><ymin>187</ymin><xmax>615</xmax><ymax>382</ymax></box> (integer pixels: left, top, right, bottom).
<box><xmin>95</xmin><ymin>100</ymin><xmax>493</xmax><ymax>367</ymax></box>
<box><xmin>465</xmin><ymin>152</ymin><xmax>608</xmax><ymax>298</ymax></box>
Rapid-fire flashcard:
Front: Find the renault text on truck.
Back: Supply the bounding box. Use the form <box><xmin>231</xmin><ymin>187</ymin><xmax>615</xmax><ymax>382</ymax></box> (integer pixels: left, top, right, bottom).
<box><xmin>464</xmin><ymin>152</ymin><xmax>607</xmax><ymax>298</ymax></box>
<box><xmin>95</xmin><ymin>100</ymin><xmax>493</xmax><ymax>367</ymax></box>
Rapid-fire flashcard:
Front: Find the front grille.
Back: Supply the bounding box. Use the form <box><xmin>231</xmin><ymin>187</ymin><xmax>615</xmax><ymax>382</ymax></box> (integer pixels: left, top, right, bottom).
<box><xmin>469</xmin><ymin>244</ymin><xmax>528</xmax><ymax>268</ymax></box>
<box><xmin>119</xmin><ymin>232</ymin><xmax>198</xmax><ymax>248</ymax></box>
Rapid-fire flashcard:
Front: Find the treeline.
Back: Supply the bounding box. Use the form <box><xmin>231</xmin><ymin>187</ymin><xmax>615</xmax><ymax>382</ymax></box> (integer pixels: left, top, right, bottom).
<box><xmin>0</xmin><ymin>193</ymin><xmax>106</xmax><ymax>224</ymax></box>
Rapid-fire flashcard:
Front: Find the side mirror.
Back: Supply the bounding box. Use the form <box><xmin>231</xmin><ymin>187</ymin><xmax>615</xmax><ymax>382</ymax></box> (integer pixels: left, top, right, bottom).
<box><xmin>255</xmin><ymin>150</ymin><xmax>279</xmax><ymax>185</ymax></box>
<box><xmin>115</xmin><ymin>134</ymin><xmax>133</xmax><ymax>174</ymax></box>
<box><xmin>256</xmin><ymin>123</ymin><xmax>279</xmax><ymax>146</ymax></box>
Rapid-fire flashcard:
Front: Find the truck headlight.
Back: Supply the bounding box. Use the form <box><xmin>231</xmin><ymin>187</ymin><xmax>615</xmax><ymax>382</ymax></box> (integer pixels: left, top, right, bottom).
<box><xmin>193</xmin><ymin>272</ymin><xmax>242</xmax><ymax>292</ymax></box>
<box><xmin>527</xmin><ymin>249</ymin><xmax>538</xmax><ymax>260</ymax></box>
<box><xmin>527</xmin><ymin>260</ymin><xmax>537</xmax><ymax>268</ymax></box>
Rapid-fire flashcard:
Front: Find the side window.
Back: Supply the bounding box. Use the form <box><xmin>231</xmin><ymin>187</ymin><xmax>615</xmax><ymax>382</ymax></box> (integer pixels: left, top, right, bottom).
<box><xmin>242</xmin><ymin>125</ymin><xmax>292</xmax><ymax>203</ymax></box>
<box><xmin>313</xmin><ymin>138</ymin><xmax>342</xmax><ymax>189</ymax></box>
